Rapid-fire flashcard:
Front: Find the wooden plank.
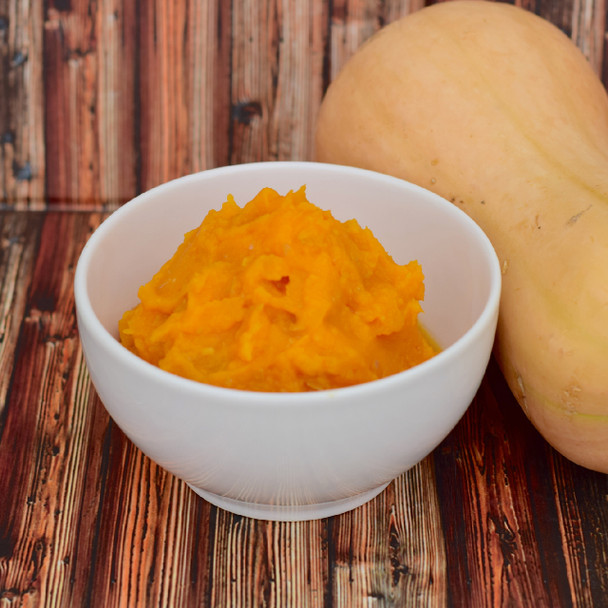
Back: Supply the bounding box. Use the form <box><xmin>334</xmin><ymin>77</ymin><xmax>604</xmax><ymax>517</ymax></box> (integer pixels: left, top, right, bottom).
<box><xmin>3</xmin><ymin>0</ymin><xmax>608</xmax><ymax>208</ymax></box>
<box><xmin>43</xmin><ymin>1</ymin><xmax>137</xmax><ymax>209</ymax></box>
<box><xmin>206</xmin><ymin>513</ymin><xmax>328</xmax><ymax>607</ymax></box>
<box><xmin>569</xmin><ymin>0</ymin><xmax>606</xmax><ymax>74</ymax></box>
<box><xmin>0</xmin><ymin>211</ymin><xmax>215</xmax><ymax>606</ymax></box>
<box><xmin>44</xmin><ymin>3</ymin><xmax>98</xmax><ymax>207</ymax></box>
<box><xmin>266</xmin><ymin>0</ymin><xmax>329</xmax><ymax>161</ymax></box>
<box><xmin>137</xmin><ymin>1</ymin><xmax>195</xmax><ymax>190</ymax></box>
<box><xmin>190</xmin><ymin>0</ymin><xmax>233</xmax><ymax>172</ymax></box>
<box><xmin>327</xmin><ymin>0</ymin><xmax>425</xmax><ymax>82</ymax></box>
<box><xmin>137</xmin><ymin>0</ymin><xmax>233</xmax><ymax>193</ymax></box>
<box><xmin>550</xmin><ymin>451</ymin><xmax>608</xmax><ymax>605</ymax></box>
<box><xmin>434</xmin><ymin>369</ymin><xmax>559</xmax><ymax>606</ymax></box>
<box><xmin>0</xmin><ymin>0</ymin><xmax>45</xmax><ymax>208</ymax></box>
<box><xmin>514</xmin><ymin>0</ymin><xmax>607</xmax><ymax>74</ymax></box>
<box><xmin>391</xmin><ymin>464</ymin><xmax>447</xmax><ymax>605</ymax></box>
<box><xmin>328</xmin><ymin>462</ymin><xmax>447</xmax><ymax>607</ymax></box>
<box><xmin>82</xmin><ymin>437</ymin><xmax>208</xmax><ymax>607</ymax></box>
<box><xmin>0</xmin><ymin>212</ymin><xmax>106</xmax><ymax>605</ymax></box>
<box><xmin>229</xmin><ymin>0</ymin><xmax>280</xmax><ymax>163</ymax></box>
<box><xmin>434</xmin><ymin>360</ymin><xmax>608</xmax><ymax>606</ymax></box>
<box><xmin>0</xmin><ymin>211</ymin><xmax>41</xmax><ymax>414</ymax></box>
<box><xmin>95</xmin><ymin>0</ymin><xmax>138</xmax><ymax>207</ymax></box>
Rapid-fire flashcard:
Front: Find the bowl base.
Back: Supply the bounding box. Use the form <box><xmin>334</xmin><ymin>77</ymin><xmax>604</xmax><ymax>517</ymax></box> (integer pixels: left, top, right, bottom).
<box><xmin>187</xmin><ymin>482</ymin><xmax>391</xmax><ymax>521</ymax></box>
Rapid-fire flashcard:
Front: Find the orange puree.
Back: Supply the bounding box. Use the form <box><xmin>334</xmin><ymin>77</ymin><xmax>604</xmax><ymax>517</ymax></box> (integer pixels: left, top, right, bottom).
<box><xmin>118</xmin><ymin>186</ymin><xmax>437</xmax><ymax>392</ymax></box>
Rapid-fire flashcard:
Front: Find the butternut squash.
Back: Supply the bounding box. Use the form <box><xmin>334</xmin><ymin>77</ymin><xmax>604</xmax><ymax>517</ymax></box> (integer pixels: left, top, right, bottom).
<box><xmin>315</xmin><ymin>1</ymin><xmax>608</xmax><ymax>471</ymax></box>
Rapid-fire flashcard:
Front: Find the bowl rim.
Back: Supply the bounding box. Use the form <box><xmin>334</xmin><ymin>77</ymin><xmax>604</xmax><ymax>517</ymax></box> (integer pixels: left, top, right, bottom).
<box><xmin>74</xmin><ymin>160</ymin><xmax>502</xmax><ymax>404</ymax></box>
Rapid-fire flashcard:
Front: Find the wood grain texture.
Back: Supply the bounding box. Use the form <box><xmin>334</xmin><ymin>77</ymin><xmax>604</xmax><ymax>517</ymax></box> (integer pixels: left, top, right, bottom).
<box><xmin>1</xmin><ymin>209</ymin><xmax>608</xmax><ymax>606</ymax></box>
<box><xmin>434</xmin><ymin>361</ymin><xmax>608</xmax><ymax>607</ymax></box>
<box><xmin>326</xmin><ymin>461</ymin><xmax>446</xmax><ymax>606</ymax></box>
<box><xmin>2</xmin><ymin>1</ymin><xmax>608</xmax><ymax>606</ymax></box>
<box><xmin>0</xmin><ymin>211</ymin><xmax>40</xmax><ymax>414</ymax></box>
<box><xmin>0</xmin><ymin>0</ymin><xmax>45</xmax><ymax>209</ymax></box>
<box><xmin>43</xmin><ymin>1</ymin><xmax>138</xmax><ymax>208</ymax></box>
<box><xmin>0</xmin><ymin>211</ymin><xmax>103</xmax><ymax>605</ymax></box>
<box><xmin>4</xmin><ymin>0</ymin><xmax>604</xmax><ymax>210</ymax></box>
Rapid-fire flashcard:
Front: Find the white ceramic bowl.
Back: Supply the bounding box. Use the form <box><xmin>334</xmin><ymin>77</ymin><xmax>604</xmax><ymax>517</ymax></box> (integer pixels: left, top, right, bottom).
<box><xmin>74</xmin><ymin>161</ymin><xmax>501</xmax><ymax>521</ymax></box>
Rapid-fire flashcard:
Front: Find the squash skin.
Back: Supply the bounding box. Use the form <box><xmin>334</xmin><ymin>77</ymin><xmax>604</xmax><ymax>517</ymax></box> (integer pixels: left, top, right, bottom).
<box><xmin>314</xmin><ymin>1</ymin><xmax>608</xmax><ymax>471</ymax></box>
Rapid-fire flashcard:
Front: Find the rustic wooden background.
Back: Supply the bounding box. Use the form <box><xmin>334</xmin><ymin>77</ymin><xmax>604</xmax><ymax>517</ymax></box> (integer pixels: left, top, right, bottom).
<box><xmin>2</xmin><ymin>0</ymin><xmax>608</xmax><ymax>210</ymax></box>
<box><xmin>2</xmin><ymin>0</ymin><xmax>608</xmax><ymax>606</ymax></box>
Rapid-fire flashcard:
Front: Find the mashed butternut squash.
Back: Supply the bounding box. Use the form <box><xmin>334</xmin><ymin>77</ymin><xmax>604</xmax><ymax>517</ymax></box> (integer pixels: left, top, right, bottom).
<box><xmin>118</xmin><ymin>186</ymin><xmax>437</xmax><ymax>392</ymax></box>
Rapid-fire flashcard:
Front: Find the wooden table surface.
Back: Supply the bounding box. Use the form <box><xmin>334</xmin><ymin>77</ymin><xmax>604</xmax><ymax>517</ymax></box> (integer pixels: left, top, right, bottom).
<box><xmin>2</xmin><ymin>1</ymin><xmax>608</xmax><ymax>605</ymax></box>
